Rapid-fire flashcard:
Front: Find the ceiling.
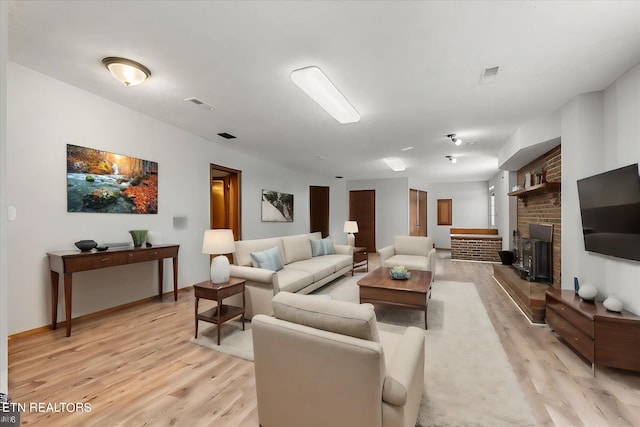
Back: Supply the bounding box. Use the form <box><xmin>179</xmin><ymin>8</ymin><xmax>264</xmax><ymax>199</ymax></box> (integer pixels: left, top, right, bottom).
<box><xmin>8</xmin><ymin>1</ymin><xmax>640</xmax><ymax>183</ymax></box>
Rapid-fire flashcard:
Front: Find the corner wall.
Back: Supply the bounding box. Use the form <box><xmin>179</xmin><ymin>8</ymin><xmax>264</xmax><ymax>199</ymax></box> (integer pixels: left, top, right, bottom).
<box><xmin>1</xmin><ymin>0</ymin><xmax>9</xmax><ymax>394</ymax></box>
<box><xmin>562</xmin><ymin>64</ymin><xmax>640</xmax><ymax>314</ymax></box>
<box><xmin>516</xmin><ymin>145</ymin><xmax>562</xmax><ymax>287</ymax></box>
<box><xmin>7</xmin><ymin>62</ymin><xmax>346</xmax><ymax>334</ymax></box>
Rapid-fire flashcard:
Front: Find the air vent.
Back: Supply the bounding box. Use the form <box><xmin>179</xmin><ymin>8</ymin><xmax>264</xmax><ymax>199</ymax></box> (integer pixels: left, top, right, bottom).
<box><xmin>184</xmin><ymin>97</ymin><xmax>215</xmax><ymax>111</ymax></box>
<box><xmin>217</xmin><ymin>132</ymin><xmax>237</xmax><ymax>140</ymax></box>
<box><xmin>480</xmin><ymin>66</ymin><xmax>499</xmax><ymax>84</ymax></box>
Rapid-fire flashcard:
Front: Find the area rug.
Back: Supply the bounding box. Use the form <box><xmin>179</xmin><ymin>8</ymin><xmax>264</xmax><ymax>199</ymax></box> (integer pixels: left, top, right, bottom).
<box><xmin>191</xmin><ymin>274</ymin><xmax>536</xmax><ymax>426</ymax></box>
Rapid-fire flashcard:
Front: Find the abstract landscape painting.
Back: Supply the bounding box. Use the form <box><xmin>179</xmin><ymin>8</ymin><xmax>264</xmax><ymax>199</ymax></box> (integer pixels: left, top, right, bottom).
<box><xmin>261</xmin><ymin>190</ymin><xmax>293</xmax><ymax>222</ymax></box>
<box><xmin>67</xmin><ymin>144</ymin><xmax>158</xmax><ymax>214</ymax></box>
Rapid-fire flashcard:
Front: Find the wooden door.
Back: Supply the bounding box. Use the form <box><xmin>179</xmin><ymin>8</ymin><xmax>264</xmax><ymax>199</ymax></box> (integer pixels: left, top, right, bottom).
<box><xmin>349</xmin><ymin>190</ymin><xmax>376</xmax><ymax>253</ymax></box>
<box><xmin>437</xmin><ymin>199</ymin><xmax>452</xmax><ymax>226</ymax></box>
<box><xmin>210</xmin><ymin>164</ymin><xmax>242</xmax><ymax>261</ymax></box>
<box><xmin>410</xmin><ymin>189</ymin><xmax>427</xmax><ymax>236</ymax></box>
<box><xmin>309</xmin><ymin>186</ymin><xmax>330</xmax><ymax>237</ymax></box>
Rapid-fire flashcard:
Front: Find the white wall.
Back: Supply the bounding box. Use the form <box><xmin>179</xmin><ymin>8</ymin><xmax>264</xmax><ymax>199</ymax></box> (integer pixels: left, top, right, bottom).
<box><xmin>410</xmin><ymin>179</ymin><xmax>490</xmax><ymax>249</ymax></box>
<box><xmin>0</xmin><ymin>0</ymin><xmax>9</xmax><ymax>395</ymax></box>
<box><xmin>561</xmin><ymin>64</ymin><xmax>640</xmax><ymax>314</ymax></box>
<box><xmin>7</xmin><ymin>62</ymin><xmax>346</xmax><ymax>334</ymax></box>
<box><xmin>346</xmin><ymin>178</ymin><xmax>408</xmax><ymax>249</ymax></box>
<box><xmin>489</xmin><ymin>170</ymin><xmax>517</xmax><ymax>250</ymax></box>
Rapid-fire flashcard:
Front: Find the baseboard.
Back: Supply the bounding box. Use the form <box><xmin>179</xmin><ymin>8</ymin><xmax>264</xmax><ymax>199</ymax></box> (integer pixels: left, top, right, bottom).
<box><xmin>8</xmin><ymin>287</ymin><xmax>192</xmax><ymax>340</ymax></box>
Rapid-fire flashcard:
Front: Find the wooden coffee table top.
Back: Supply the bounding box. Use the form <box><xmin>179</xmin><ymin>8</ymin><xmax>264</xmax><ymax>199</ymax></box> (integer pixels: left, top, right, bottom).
<box><xmin>357</xmin><ymin>267</ymin><xmax>432</xmax><ymax>293</ymax></box>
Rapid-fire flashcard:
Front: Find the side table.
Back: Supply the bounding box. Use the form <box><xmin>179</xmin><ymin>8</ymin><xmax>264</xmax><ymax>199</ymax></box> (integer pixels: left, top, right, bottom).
<box><xmin>353</xmin><ymin>246</ymin><xmax>368</xmax><ymax>274</ymax></box>
<box><xmin>194</xmin><ymin>277</ymin><xmax>245</xmax><ymax>345</ymax></box>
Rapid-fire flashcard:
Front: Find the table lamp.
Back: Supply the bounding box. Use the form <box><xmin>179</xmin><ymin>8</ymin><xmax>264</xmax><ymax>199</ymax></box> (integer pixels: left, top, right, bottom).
<box><xmin>202</xmin><ymin>229</ymin><xmax>236</xmax><ymax>284</ymax></box>
<box><xmin>344</xmin><ymin>221</ymin><xmax>359</xmax><ymax>247</ymax></box>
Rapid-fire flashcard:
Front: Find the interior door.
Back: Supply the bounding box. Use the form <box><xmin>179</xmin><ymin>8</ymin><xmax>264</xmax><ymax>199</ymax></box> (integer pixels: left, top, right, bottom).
<box><xmin>349</xmin><ymin>190</ymin><xmax>376</xmax><ymax>253</ymax></box>
<box><xmin>309</xmin><ymin>186</ymin><xmax>330</xmax><ymax>237</ymax></box>
<box><xmin>410</xmin><ymin>189</ymin><xmax>428</xmax><ymax>236</ymax></box>
<box><xmin>210</xmin><ymin>164</ymin><xmax>242</xmax><ymax>262</ymax></box>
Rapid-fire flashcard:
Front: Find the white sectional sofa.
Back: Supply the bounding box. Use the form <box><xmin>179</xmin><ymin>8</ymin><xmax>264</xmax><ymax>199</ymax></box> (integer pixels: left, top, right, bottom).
<box><xmin>228</xmin><ymin>232</ymin><xmax>354</xmax><ymax>318</ymax></box>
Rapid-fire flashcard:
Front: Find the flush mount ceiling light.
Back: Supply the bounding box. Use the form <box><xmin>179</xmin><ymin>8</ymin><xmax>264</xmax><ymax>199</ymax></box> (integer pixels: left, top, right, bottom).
<box><xmin>291</xmin><ymin>66</ymin><xmax>360</xmax><ymax>124</ymax></box>
<box><xmin>446</xmin><ymin>155</ymin><xmax>458</xmax><ymax>164</ymax></box>
<box><xmin>447</xmin><ymin>134</ymin><xmax>462</xmax><ymax>146</ymax></box>
<box><xmin>102</xmin><ymin>57</ymin><xmax>151</xmax><ymax>86</ymax></box>
<box><xmin>383</xmin><ymin>157</ymin><xmax>406</xmax><ymax>171</ymax></box>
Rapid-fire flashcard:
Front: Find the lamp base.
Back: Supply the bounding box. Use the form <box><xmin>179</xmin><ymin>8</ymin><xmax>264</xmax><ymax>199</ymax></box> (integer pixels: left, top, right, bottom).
<box><xmin>210</xmin><ymin>255</ymin><xmax>230</xmax><ymax>284</ymax></box>
<box><xmin>347</xmin><ymin>233</ymin><xmax>355</xmax><ymax>247</ymax></box>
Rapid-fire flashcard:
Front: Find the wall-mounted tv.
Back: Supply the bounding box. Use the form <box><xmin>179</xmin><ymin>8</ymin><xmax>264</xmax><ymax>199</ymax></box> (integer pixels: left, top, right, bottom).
<box><xmin>577</xmin><ymin>163</ymin><xmax>640</xmax><ymax>262</ymax></box>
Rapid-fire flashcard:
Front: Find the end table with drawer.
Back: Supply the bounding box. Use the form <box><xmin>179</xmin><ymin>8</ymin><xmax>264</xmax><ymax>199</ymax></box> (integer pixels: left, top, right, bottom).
<box><xmin>194</xmin><ymin>277</ymin><xmax>245</xmax><ymax>345</ymax></box>
<box><xmin>353</xmin><ymin>246</ymin><xmax>368</xmax><ymax>273</ymax></box>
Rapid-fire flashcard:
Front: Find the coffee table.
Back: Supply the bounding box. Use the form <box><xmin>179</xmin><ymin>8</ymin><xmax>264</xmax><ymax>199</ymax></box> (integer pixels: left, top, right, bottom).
<box><xmin>357</xmin><ymin>267</ymin><xmax>432</xmax><ymax>329</ymax></box>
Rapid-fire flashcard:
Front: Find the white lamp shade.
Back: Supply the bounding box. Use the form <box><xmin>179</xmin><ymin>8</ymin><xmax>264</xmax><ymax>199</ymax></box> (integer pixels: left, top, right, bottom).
<box><xmin>202</xmin><ymin>229</ymin><xmax>235</xmax><ymax>255</ymax></box>
<box><xmin>343</xmin><ymin>221</ymin><xmax>359</xmax><ymax>233</ymax></box>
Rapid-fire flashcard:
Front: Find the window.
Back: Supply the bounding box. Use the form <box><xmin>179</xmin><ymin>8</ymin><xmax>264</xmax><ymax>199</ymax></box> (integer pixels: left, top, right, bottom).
<box><xmin>437</xmin><ymin>199</ymin><xmax>452</xmax><ymax>226</ymax></box>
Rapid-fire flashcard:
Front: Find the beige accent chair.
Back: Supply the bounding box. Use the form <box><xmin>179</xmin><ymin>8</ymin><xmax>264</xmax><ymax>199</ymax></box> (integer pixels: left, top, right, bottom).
<box><xmin>252</xmin><ymin>292</ymin><xmax>425</xmax><ymax>427</ymax></box>
<box><xmin>378</xmin><ymin>236</ymin><xmax>436</xmax><ymax>279</ymax></box>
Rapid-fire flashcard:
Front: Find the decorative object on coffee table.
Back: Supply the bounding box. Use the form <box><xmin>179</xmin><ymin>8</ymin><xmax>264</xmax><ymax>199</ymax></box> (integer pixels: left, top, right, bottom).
<box><xmin>74</xmin><ymin>240</ymin><xmax>97</xmax><ymax>251</ymax></box>
<box><xmin>390</xmin><ymin>265</ymin><xmax>410</xmax><ymax>280</ymax></box>
<box><xmin>202</xmin><ymin>229</ymin><xmax>236</xmax><ymax>284</ymax></box>
<box><xmin>129</xmin><ymin>230</ymin><xmax>148</xmax><ymax>247</ymax></box>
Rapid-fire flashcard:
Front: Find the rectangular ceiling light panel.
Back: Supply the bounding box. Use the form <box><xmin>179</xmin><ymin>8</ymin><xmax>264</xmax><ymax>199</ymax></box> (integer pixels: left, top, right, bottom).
<box><xmin>291</xmin><ymin>66</ymin><xmax>360</xmax><ymax>124</ymax></box>
<box><xmin>383</xmin><ymin>157</ymin><xmax>406</xmax><ymax>172</ymax></box>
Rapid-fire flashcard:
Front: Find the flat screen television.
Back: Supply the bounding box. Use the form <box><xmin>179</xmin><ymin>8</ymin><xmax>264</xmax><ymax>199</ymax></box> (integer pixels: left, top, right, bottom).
<box><xmin>577</xmin><ymin>163</ymin><xmax>640</xmax><ymax>262</ymax></box>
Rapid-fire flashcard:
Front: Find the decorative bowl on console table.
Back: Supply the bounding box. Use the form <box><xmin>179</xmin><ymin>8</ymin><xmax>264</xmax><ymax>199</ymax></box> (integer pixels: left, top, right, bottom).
<box><xmin>74</xmin><ymin>240</ymin><xmax>97</xmax><ymax>251</ymax></box>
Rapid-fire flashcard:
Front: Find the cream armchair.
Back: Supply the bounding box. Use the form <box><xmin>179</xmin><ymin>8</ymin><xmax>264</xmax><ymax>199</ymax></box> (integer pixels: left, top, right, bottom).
<box><xmin>378</xmin><ymin>236</ymin><xmax>435</xmax><ymax>279</ymax></box>
<box><xmin>252</xmin><ymin>292</ymin><xmax>425</xmax><ymax>427</ymax></box>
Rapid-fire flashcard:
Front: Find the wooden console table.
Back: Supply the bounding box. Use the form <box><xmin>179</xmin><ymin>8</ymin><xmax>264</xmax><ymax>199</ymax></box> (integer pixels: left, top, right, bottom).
<box><xmin>546</xmin><ymin>289</ymin><xmax>640</xmax><ymax>373</ymax></box>
<box><xmin>47</xmin><ymin>244</ymin><xmax>179</xmax><ymax>337</ymax></box>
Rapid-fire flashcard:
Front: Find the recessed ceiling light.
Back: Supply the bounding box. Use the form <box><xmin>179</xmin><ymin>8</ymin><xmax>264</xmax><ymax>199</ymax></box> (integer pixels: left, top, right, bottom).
<box><xmin>382</xmin><ymin>157</ymin><xmax>406</xmax><ymax>172</ymax></box>
<box><xmin>291</xmin><ymin>66</ymin><xmax>360</xmax><ymax>124</ymax></box>
<box><xmin>401</xmin><ymin>146</ymin><xmax>414</xmax><ymax>151</ymax></box>
<box><xmin>102</xmin><ymin>57</ymin><xmax>151</xmax><ymax>86</ymax></box>
<box><xmin>445</xmin><ymin>155</ymin><xmax>457</xmax><ymax>164</ymax></box>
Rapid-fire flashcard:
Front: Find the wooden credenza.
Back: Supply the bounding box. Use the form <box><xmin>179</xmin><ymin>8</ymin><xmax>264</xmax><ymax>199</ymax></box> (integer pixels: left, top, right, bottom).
<box><xmin>546</xmin><ymin>289</ymin><xmax>640</xmax><ymax>373</ymax></box>
<box><xmin>47</xmin><ymin>244</ymin><xmax>179</xmax><ymax>337</ymax></box>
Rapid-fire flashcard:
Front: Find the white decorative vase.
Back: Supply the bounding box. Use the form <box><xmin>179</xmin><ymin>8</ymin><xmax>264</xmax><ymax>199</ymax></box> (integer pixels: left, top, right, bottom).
<box><xmin>578</xmin><ymin>284</ymin><xmax>597</xmax><ymax>301</ymax></box>
<box><xmin>603</xmin><ymin>296</ymin><xmax>623</xmax><ymax>312</ymax></box>
<box><xmin>210</xmin><ymin>255</ymin><xmax>230</xmax><ymax>284</ymax></box>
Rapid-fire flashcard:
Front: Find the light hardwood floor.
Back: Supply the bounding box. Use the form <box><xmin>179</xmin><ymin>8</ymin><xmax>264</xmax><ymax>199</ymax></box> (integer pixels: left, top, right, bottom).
<box><xmin>9</xmin><ymin>252</ymin><xmax>640</xmax><ymax>426</ymax></box>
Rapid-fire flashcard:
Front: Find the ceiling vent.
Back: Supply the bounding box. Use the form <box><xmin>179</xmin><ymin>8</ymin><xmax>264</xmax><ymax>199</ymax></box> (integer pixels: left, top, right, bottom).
<box><xmin>217</xmin><ymin>132</ymin><xmax>237</xmax><ymax>140</ymax></box>
<box><xmin>184</xmin><ymin>97</ymin><xmax>215</xmax><ymax>111</ymax></box>
<box><xmin>479</xmin><ymin>66</ymin><xmax>499</xmax><ymax>84</ymax></box>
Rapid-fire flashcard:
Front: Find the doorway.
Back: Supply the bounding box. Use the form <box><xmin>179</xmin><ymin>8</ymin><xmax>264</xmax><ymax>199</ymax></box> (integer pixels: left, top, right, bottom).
<box><xmin>410</xmin><ymin>189</ymin><xmax>427</xmax><ymax>236</ymax></box>
<box><xmin>309</xmin><ymin>186</ymin><xmax>330</xmax><ymax>237</ymax></box>
<box><xmin>210</xmin><ymin>164</ymin><xmax>241</xmax><ymax>242</ymax></box>
<box><xmin>349</xmin><ymin>190</ymin><xmax>376</xmax><ymax>252</ymax></box>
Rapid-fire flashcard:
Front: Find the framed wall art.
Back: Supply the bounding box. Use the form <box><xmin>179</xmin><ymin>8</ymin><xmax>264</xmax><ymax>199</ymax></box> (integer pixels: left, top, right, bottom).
<box><xmin>66</xmin><ymin>144</ymin><xmax>158</xmax><ymax>214</ymax></box>
<box><xmin>261</xmin><ymin>189</ymin><xmax>293</xmax><ymax>222</ymax></box>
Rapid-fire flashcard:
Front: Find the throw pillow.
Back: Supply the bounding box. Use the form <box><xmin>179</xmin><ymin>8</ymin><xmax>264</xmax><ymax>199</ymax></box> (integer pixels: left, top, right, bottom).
<box><xmin>310</xmin><ymin>238</ymin><xmax>325</xmax><ymax>257</ymax></box>
<box><xmin>321</xmin><ymin>237</ymin><xmax>336</xmax><ymax>255</ymax></box>
<box><xmin>250</xmin><ymin>246</ymin><xmax>284</xmax><ymax>271</ymax></box>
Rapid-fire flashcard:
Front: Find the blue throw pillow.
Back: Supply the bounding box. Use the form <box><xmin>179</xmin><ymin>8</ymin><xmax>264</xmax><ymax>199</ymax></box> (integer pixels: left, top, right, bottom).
<box><xmin>321</xmin><ymin>237</ymin><xmax>335</xmax><ymax>255</ymax></box>
<box><xmin>310</xmin><ymin>238</ymin><xmax>325</xmax><ymax>257</ymax></box>
<box><xmin>250</xmin><ymin>246</ymin><xmax>284</xmax><ymax>271</ymax></box>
